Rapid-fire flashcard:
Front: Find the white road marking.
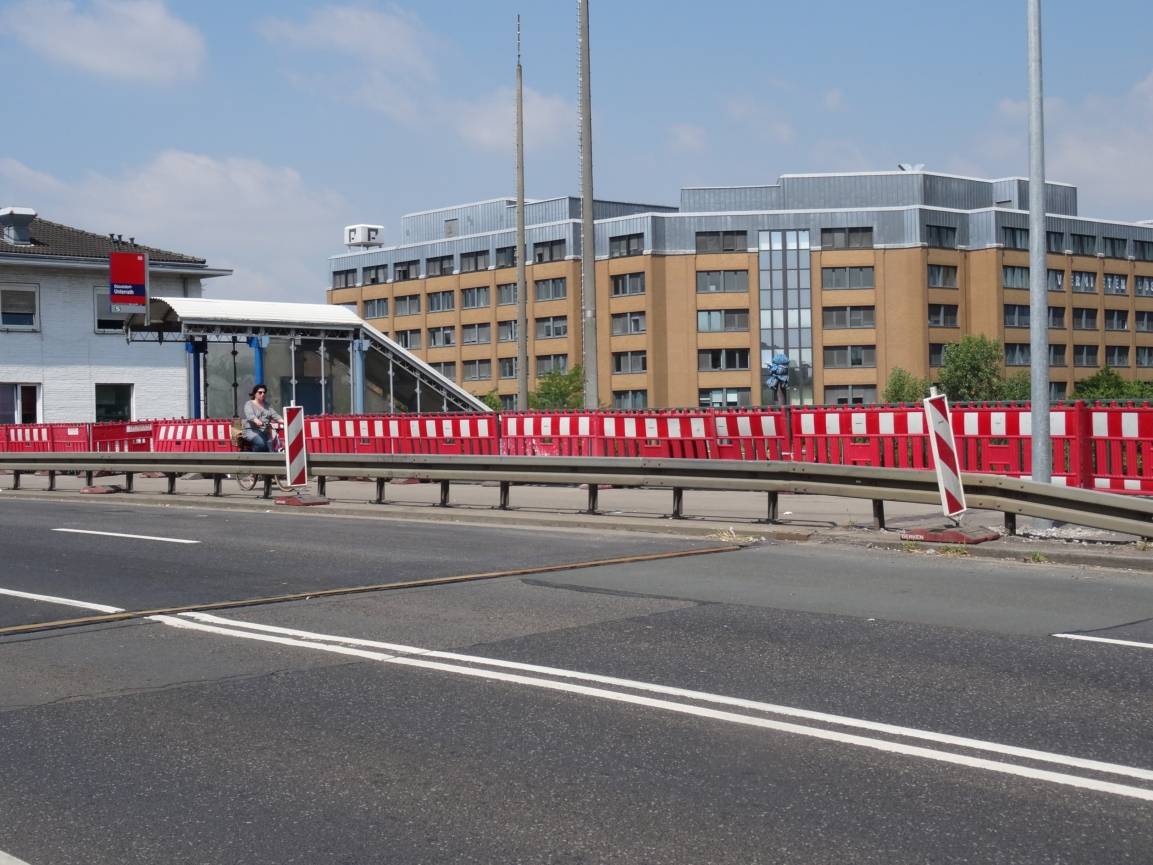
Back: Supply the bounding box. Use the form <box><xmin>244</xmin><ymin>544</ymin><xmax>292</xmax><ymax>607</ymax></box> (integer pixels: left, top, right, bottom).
<box><xmin>51</xmin><ymin>528</ymin><xmax>199</xmax><ymax>544</ymax></box>
<box><xmin>0</xmin><ymin>588</ymin><xmax>123</xmax><ymax>614</ymax></box>
<box><xmin>0</xmin><ymin>852</ymin><xmax>33</xmax><ymax>865</ymax></box>
<box><xmin>1054</xmin><ymin>632</ymin><xmax>1153</xmax><ymax>651</ymax></box>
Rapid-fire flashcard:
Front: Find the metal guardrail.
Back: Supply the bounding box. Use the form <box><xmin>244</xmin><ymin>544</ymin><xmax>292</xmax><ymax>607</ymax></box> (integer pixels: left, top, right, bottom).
<box><xmin>1</xmin><ymin>452</ymin><xmax>1152</xmax><ymax>539</ymax></box>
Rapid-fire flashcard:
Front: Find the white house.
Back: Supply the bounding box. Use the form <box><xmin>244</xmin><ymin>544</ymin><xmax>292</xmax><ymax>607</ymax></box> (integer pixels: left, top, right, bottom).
<box><xmin>0</xmin><ymin>207</ymin><xmax>230</xmax><ymax>424</ymax></box>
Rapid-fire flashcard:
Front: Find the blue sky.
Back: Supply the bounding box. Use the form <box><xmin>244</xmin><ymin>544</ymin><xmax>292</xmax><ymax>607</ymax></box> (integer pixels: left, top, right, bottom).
<box><xmin>2</xmin><ymin>0</ymin><xmax>1152</xmax><ymax>302</ymax></box>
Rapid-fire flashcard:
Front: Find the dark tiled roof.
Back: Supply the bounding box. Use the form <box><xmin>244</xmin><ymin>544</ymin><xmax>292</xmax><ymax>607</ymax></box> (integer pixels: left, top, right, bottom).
<box><xmin>0</xmin><ymin>216</ymin><xmax>206</xmax><ymax>264</ymax></box>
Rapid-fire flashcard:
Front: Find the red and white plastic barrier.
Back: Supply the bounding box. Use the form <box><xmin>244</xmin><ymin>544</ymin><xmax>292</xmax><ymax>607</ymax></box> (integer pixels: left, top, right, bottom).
<box><xmin>924</xmin><ymin>392</ymin><xmax>966</xmax><ymax>519</ymax></box>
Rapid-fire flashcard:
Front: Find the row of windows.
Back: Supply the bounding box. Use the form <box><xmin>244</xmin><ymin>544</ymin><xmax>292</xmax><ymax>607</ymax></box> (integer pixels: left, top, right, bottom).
<box><xmin>1004</xmin><ymin>267</ymin><xmax>1153</xmax><ymax>296</ymax></box>
<box><xmin>1003</xmin><ymin>304</ymin><xmax>1153</xmax><ymax>331</ymax></box>
<box><xmin>1003</xmin><ymin>344</ymin><xmax>1146</xmax><ymax>367</ymax></box>
<box><xmin>430</xmin><ymin>355</ymin><xmax>571</xmax><ymax>381</ymax></box>
<box><xmin>1003</xmin><ymin>228</ymin><xmax>1153</xmax><ymax>260</ymax></box>
<box><xmin>334</xmin><ymin>242</ymin><xmax>562</xmax><ymax>287</ymax></box>
<box><xmin>1</xmin><ymin>284</ymin><xmax>174</xmax><ymax>335</ymax></box>
<box><xmin>377</xmin><ymin>280</ymin><xmax>570</xmax><ymax>318</ymax></box>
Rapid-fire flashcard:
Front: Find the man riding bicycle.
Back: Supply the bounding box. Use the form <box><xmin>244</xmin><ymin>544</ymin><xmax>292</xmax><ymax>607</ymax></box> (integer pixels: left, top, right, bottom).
<box><xmin>241</xmin><ymin>383</ymin><xmax>284</xmax><ymax>452</ymax></box>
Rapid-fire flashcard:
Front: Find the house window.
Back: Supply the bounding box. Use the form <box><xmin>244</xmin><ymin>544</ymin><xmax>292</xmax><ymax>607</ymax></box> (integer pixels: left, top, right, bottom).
<box><xmin>609</xmin><ymin>233</ymin><xmax>643</xmax><ymax>258</ymax></box>
<box><xmin>498</xmin><ymin>320</ymin><xmax>518</xmax><ymax>342</ymax></box>
<box><xmin>1137</xmin><ymin>276</ymin><xmax>1153</xmax><ymax>297</ymax></box>
<box><xmin>427</xmin><ymin>326</ymin><xmax>455</xmax><ymax>347</ymax></box>
<box><xmin>612</xmin><ymin>350</ymin><xmax>647</xmax><ymax>374</ymax></box>
<box><xmin>822</xmin><ymin>306</ymin><xmax>875</xmax><ymax>329</ymax></box>
<box><xmin>695</xmin><ymin>230</ymin><xmax>748</xmax><ymax>253</ymax></box>
<box><xmin>1003</xmin><ymin>304</ymin><xmax>1030</xmax><ymax>328</ymax></box>
<box><xmin>533</xmin><ymin>239</ymin><xmax>566</xmax><ymax>263</ymax></box>
<box><xmin>331</xmin><ymin>269</ymin><xmax>357</xmax><ymax>289</ymax></box>
<box><xmin>536</xmin><ymin>354</ymin><xmax>568</xmax><ymax>375</ymax></box>
<box><xmin>497</xmin><ymin>283</ymin><xmax>517</xmax><ymax>305</ymax></box>
<box><xmin>1103</xmin><ymin>237</ymin><xmax>1127</xmax><ymax>259</ymax></box>
<box><xmin>611</xmin><ymin>311</ymin><xmax>646</xmax><ymax>335</ymax></box>
<box><xmin>94</xmin><ymin>383</ymin><xmax>133</xmax><ymax>422</ymax></box>
<box><xmin>929</xmin><ymin>343</ymin><xmax>950</xmax><ymax>367</ymax></box>
<box><xmin>535</xmin><ymin>315</ymin><xmax>568</xmax><ymax>339</ymax></box>
<box><xmin>1072</xmin><ymin>271</ymin><xmax>1097</xmax><ymax>293</ymax></box>
<box><xmin>1104</xmin><ymin>309</ymin><xmax>1128</xmax><ymax>331</ymax></box>
<box><xmin>534</xmin><ymin>278</ymin><xmax>567</xmax><ymax>301</ymax></box>
<box><xmin>1004</xmin><ymin>343</ymin><xmax>1031</xmax><ymax>366</ymax></box>
<box><xmin>1136</xmin><ymin>311</ymin><xmax>1153</xmax><ymax>332</ymax></box>
<box><xmin>363</xmin><ymin>265</ymin><xmax>387</xmax><ymax>285</ymax></box>
<box><xmin>460</xmin><ymin>250</ymin><xmax>489</xmax><ymax>273</ymax></box>
<box><xmin>0</xmin><ymin>383</ymin><xmax>39</xmax><ymax>423</ymax></box>
<box><xmin>461</xmin><ymin>286</ymin><xmax>490</xmax><ymax>309</ymax></box>
<box><xmin>698</xmin><ymin>348</ymin><xmax>750</xmax><ymax>371</ymax></box>
<box><xmin>1137</xmin><ymin>347</ymin><xmax>1153</xmax><ymax>367</ymax></box>
<box><xmin>1048</xmin><ymin>269</ymin><xmax>1065</xmax><ymax>291</ymax></box>
<box><xmin>821</xmin><ymin>227</ymin><xmax>873</xmax><ymax>249</ymax></box>
<box><xmin>1072</xmin><ymin>307</ymin><xmax>1098</xmax><ymax>330</ymax></box>
<box><xmin>499</xmin><ymin>357</ymin><xmax>518</xmax><ymax>379</ymax></box>
<box><xmin>396</xmin><ymin>329</ymin><xmax>421</xmax><ymax>349</ymax></box>
<box><xmin>394</xmin><ymin>260</ymin><xmax>418</xmax><ymax>281</ymax></box>
<box><xmin>94</xmin><ymin>286</ymin><xmax>130</xmax><ymax>333</ymax></box>
<box><xmin>610</xmin><ymin>272</ymin><xmax>645</xmax><ymax>296</ymax></box>
<box><xmin>1104</xmin><ymin>274</ymin><xmax>1128</xmax><ymax>295</ymax></box>
<box><xmin>461</xmin><ymin>323</ymin><xmax>492</xmax><ymax>344</ymax></box>
<box><xmin>463</xmin><ymin>359</ymin><xmax>492</xmax><ymax>381</ymax></box>
<box><xmin>1134</xmin><ymin>240</ymin><xmax>1153</xmax><ymax>262</ymax></box>
<box><xmin>1002</xmin><ymin>227</ymin><xmax>1029</xmax><ymax>250</ymax></box>
<box><xmin>427</xmin><ymin>290</ymin><xmax>455</xmax><ymax>312</ymax></box>
<box><xmin>823</xmin><ymin>345</ymin><xmax>876</xmax><ymax>368</ymax></box>
<box><xmin>823</xmin><ymin>385</ymin><xmax>877</xmax><ymax>405</ymax></box>
<box><xmin>1106</xmin><ymin>346</ymin><xmax>1130</xmax><ymax>367</ymax></box>
<box><xmin>612</xmin><ymin>389</ymin><xmax>648</xmax><ymax>409</ymax></box>
<box><xmin>1073</xmin><ymin>344</ymin><xmax>1099</xmax><ymax>367</ymax></box>
<box><xmin>1002</xmin><ymin>266</ymin><xmax>1030</xmax><ymax>289</ymax></box>
<box><xmin>1048</xmin><ymin>306</ymin><xmax>1066</xmax><ymax>329</ymax></box>
<box><xmin>821</xmin><ymin>266</ymin><xmax>875</xmax><ymax>289</ymax></box>
<box><xmin>495</xmin><ymin>246</ymin><xmax>517</xmax><ymax>268</ymax></box>
<box><xmin>1049</xmin><ymin>344</ymin><xmax>1067</xmax><ymax>366</ymax></box>
<box><xmin>697</xmin><ymin>309</ymin><xmax>749</xmax><ymax>332</ymax></box>
<box><xmin>696</xmin><ymin>270</ymin><xmax>748</xmax><ymax>293</ymax></box>
<box><xmin>394</xmin><ymin>294</ymin><xmax>421</xmax><ymax>316</ymax></box>
<box><xmin>363</xmin><ymin>298</ymin><xmax>388</xmax><ymax>318</ymax></box>
<box><xmin>1070</xmin><ymin>233</ymin><xmax>1096</xmax><ymax>256</ymax></box>
<box><xmin>430</xmin><ymin>362</ymin><xmax>456</xmax><ymax>380</ymax></box>
<box><xmin>1047</xmin><ymin>231</ymin><xmax>1065</xmax><ymax>253</ymax></box>
<box><xmin>425</xmin><ymin>255</ymin><xmax>454</xmax><ymax>277</ymax></box>
<box><xmin>0</xmin><ymin>284</ymin><xmax>38</xmax><ymax>329</ymax></box>
<box><xmin>1050</xmin><ymin>381</ymin><xmax>1068</xmax><ymax>400</ymax></box>
<box><xmin>928</xmin><ymin>265</ymin><xmax>958</xmax><ymax>288</ymax></box>
<box><xmin>699</xmin><ymin>387</ymin><xmax>752</xmax><ymax>408</ymax></box>
<box><xmin>928</xmin><ymin>304</ymin><xmax>958</xmax><ymax>328</ymax></box>
<box><xmin>926</xmin><ymin>225</ymin><xmax>957</xmax><ymax>248</ymax></box>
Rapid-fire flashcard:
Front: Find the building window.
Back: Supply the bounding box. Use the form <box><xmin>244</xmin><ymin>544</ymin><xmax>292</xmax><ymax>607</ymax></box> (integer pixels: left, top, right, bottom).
<box><xmin>394</xmin><ymin>260</ymin><xmax>418</xmax><ymax>281</ymax></box>
<box><xmin>1050</xmin><ymin>381</ymin><xmax>1068</xmax><ymax>400</ymax></box>
<box><xmin>1002</xmin><ymin>227</ymin><xmax>1029</xmax><ymax>250</ymax></box>
<box><xmin>822</xmin><ymin>306</ymin><xmax>875</xmax><ymax>329</ymax></box>
<box><xmin>444</xmin><ymin>218</ymin><xmax>459</xmax><ymax>238</ymax></box>
<box><xmin>611</xmin><ymin>311</ymin><xmax>646</xmax><ymax>335</ymax></box>
<box><xmin>460</xmin><ymin>250</ymin><xmax>489</xmax><ymax>273</ymax></box>
<box><xmin>534</xmin><ymin>277</ymin><xmax>567</xmax><ymax>301</ymax></box>
<box><xmin>821</xmin><ymin>227</ymin><xmax>873</xmax><ymax>249</ymax></box>
<box><xmin>461</xmin><ymin>323</ymin><xmax>492</xmax><ymax>345</ymax></box>
<box><xmin>497</xmin><ymin>283</ymin><xmax>517</xmax><ymax>305</ymax></box>
<box><xmin>363</xmin><ymin>298</ymin><xmax>388</xmax><ymax>319</ymax></box>
<box><xmin>611</xmin><ymin>272</ymin><xmax>645</xmax><ymax>296</ymax></box>
<box><xmin>1137</xmin><ymin>346</ymin><xmax>1153</xmax><ymax>367</ymax></box>
<box><xmin>821</xmin><ymin>266</ymin><xmax>874</xmax><ymax>289</ymax></box>
<box><xmin>1136</xmin><ymin>311</ymin><xmax>1153</xmax><ymax>332</ymax></box>
<box><xmin>696</xmin><ymin>270</ymin><xmax>748</xmax><ymax>293</ymax></box>
<box><xmin>1070</xmin><ymin>233</ymin><xmax>1096</xmax><ymax>256</ymax></box>
<box><xmin>498</xmin><ymin>320</ymin><xmax>518</xmax><ymax>342</ymax></box>
<box><xmin>1047</xmin><ymin>231</ymin><xmax>1065</xmax><ymax>253</ymax></box>
<box><xmin>1104</xmin><ymin>274</ymin><xmax>1129</xmax><ymax>296</ymax></box>
<box><xmin>0</xmin><ymin>383</ymin><xmax>38</xmax><ymax>423</ymax></box>
<box><xmin>427</xmin><ymin>326</ymin><xmax>455</xmax><ymax>348</ymax></box>
<box><xmin>929</xmin><ymin>343</ymin><xmax>950</xmax><ymax>368</ymax></box>
<box><xmin>1102</xmin><ymin>237</ymin><xmax>1127</xmax><ymax>259</ymax></box>
<box><xmin>1104</xmin><ymin>309</ymin><xmax>1129</xmax><ymax>331</ymax></box>
<box><xmin>425</xmin><ymin>255</ymin><xmax>454</xmax><ymax>277</ymax></box>
<box><xmin>1</xmin><ymin>284</ymin><xmax>38</xmax><ymax>329</ymax></box>
<box><xmin>928</xmin><ymin>304</ymin><xmax>959</xmax><ymax>328</ymax></box>
<box><xmin>463</xmin><ymin>359</ymin><xmax>492</xmax><ymax>381</ymax></box>
<box><xmin>396</xmin><ymin>329</ymin><xmax>421</xmax><ymax>349</ymax></box>
<box><xmin>499</xmin><ymin>357</ymin><xmax>518</xmax><ymax>379</ymax></box>
<box><xmin>363</xmin><ymin>265</ymin><xmax>387</xmax><ymax>285</ymax></box>
<box><xmin>1003</xmin><ymin>304</ymin><xmax>1030</xmax><ymax>328</ymax></box>
<box><xmin>928</xmin><ymin>265</ymin><xmax>958</xmax><ymax>288</ymax></box>
<box><xmin>1002</xmin><ymin>266</ymin><xmax>1030</xmax><ymax>289</ymax></box>
<box><xmin>1134</xmin><ymin>240</ymin><xmax>1153</xmax><ymax>262</ymax></box>
<box><xmin>609</xmin><ymin>233</ymin><xmax>643</xmax><ymax>258</ymax></box>
<box><xmin>93</xmin><ymin>287</ymin><xmax>131</xmax><ymax>333</ymax></box>
<box><xmin>535</xmin><ymin>315</ymin><xmax>568</xmax><ymax>339</ymax></box>
<box><xmin>94</xmin><ymin>383</ymin><xmax>133</xmax><ymax>422</ymax></box>
<box><xmin>926</xmin><ymin>225</ymin><xmax>957</xmax><ymax>248</ymax></box>
<box><xmin>612</xmin><ymin>389</ymin><xmax>648</xmax><ymax>409</ymax></box>
<box><xmin>1072</xmin><ymin>271</ymin><xmax>1097</xmax><ymax>293</ymax></box>
<box><xmin>1048</xmin><ymin>269</ymin><xmax>1065</xmax><ymax>292</ymax></box>
<box><xmin>695</xmin><ymin>230</ymin><xmax>747</xmax><ymax>253</ymax></box>
<box><xmin>1072</xmin><ymin>307</ymin><xmax>1098</xmax><ymax>330</ymax></box>
<box><xmin>823</xmin><ymin>385</ymin><xmax>877</xmax><ymax>405</ymax></box>
<box><xmin>533</xmin><ymin>239</ymin><xmax>566</xmax><ymax>263</ymax></box>
<box><xmin>1049</xmin><ymin>344</ymin><xmax>1067</xmax><ymax>367</ymax></box>
<box><xmin>461</xmin><ymin>286</ymin><xmax>490</xmax><ymax>309</ymax></box>
<box><xmin>536</xmin><ymin>354</ymin><xmax>568</xmax><ymax>375</ymax></box>
<box><xmin>1073</xmin><ymin>344</ymin><xmax>1099</xmax><ymax>367</ymax></box>
<box><xmin>823</xmin><ymin>345</ymin><xmax>876</xmax><ymax>368</ymax></box>
<box><xmin>331</xmin><ymin>268</ymin><xmax>357</xmax><ymax>289</ymax></box>
<box><xmin>612</xmin><ymin>350</ymin><xmax>647</xmax><ymax>374</ymax></box>
<box><xmin>698</xmin><ymin>348</ymin><xmax>750</xmax><ymax>371</ymax></box>
<box><xmin>427</xmin><ymin>290</ymin><xmax>455</xmax><ymax>312</ymax></box>
<box><xmin>430</xmin><ymin>361</ymin><xmax>456</xmax><ymax>380</ymax></box>
<box><xmin>1048</xmin><ymin>306</ymin><xmax>1066</xmax><ymax>329</ymax></box>
<box><xmin>394</xmin><ymin>294</ymin><xmax>421</xmax><ymax>316</ymax></box>
<box><xmin>1004</xmin><ymin>343</ymin><xmax>1031</xmax><ymax>366</ymax></box>
<box><xmin>697</xmin><ymin>309</ymin><xmax>749</xmax><ymax>332</ymax></box>
<box><xmin>699</xmin><ymin>387</ymin><xmax>752</xmax><ymax>408</ymax></box>
<box><xmin>495</xmin><ymin>246</ymin><xmax>517</xmax><ymax>268</ymax></box>
<box><xmin>1106</xmin><ymin>346</ymin><xmax>1130</xmax><ymax>367</ymax></box>
<box><xmin>1137</xmin><ymin>276</ymin><xmax>1153</xmax><ymax>297</ymax></box>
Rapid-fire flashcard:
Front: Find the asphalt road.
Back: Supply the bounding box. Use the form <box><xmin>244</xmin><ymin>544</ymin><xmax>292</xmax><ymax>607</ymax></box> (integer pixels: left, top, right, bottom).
<box><xmin>1</xmin><ymin>499</ymin><xmax>1151</xmax><ymax>864</ymax></box>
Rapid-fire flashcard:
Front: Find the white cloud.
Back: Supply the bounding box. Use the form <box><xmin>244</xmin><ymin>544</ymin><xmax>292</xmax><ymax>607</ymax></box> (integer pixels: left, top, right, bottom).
<box><xmin>668</xmin><ymin>123</ymin><xmax>706</xmax><ymax>154</ymax></box>
<box><xmin>723</xmin><ymin>98</ymin><xmax>795</xmax><ymax>144</ymax></box>
<box><xmin>0</xmin><ymin>151</ymin><xmax>347</xmax><ymax>302</ymax></box>
<box><xmin>454</xmin><ymin>86</ymin><xmax>574</xmax><ymax>153</ymax></box>
<box><xmin>822</xmin><ymin>88</ymin><xmax>844</xmax><ymax>112</ymax></box>
<box><xmin>0</xmin><ymin>0</ymin><xmax>204</xmax><ymax>83</ymax></box>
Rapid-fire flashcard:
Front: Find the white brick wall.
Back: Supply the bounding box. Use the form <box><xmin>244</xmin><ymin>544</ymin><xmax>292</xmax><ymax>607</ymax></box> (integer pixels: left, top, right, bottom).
<box><xmin>0</xmin><ymin>265</ymin><xmax>202</xmax><ymax>422</ymax></box>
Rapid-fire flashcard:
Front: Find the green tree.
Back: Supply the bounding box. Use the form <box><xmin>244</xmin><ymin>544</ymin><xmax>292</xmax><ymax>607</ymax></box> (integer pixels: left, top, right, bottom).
<box><xmin>937</xmin><ymin>335</ymin><xmax>1006</xmax><ymax>402</ymax></box>
<box><xmin>479</xmin><ymin>390</ymin><xmax>502</xmax><ymax>411</ymax></box>
<box><xmin>882</xmin><ymin>367</ymin><xmax>931</xmax><ymax>404</ymax></box>
<box><xmin>1072</xmin><ymin>366</ymin><xmax>1153</xmax><ymax>401</ymax></box>
<box><xmin>529</xmin><ymin>364</ymin><xmax>585</xmax><ymax>410</ymax></box>
<box><xmin>997</xmin><ymin>371</ymin><xmax>1032</xmax><ymax>402</ymax></box>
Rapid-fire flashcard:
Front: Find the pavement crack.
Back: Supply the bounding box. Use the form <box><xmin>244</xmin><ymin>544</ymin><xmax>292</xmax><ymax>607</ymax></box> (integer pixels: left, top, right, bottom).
<box><xmin>520</xmin><ymin>577</ymin><xmax>713</xmax><ymax>605</ymax></box>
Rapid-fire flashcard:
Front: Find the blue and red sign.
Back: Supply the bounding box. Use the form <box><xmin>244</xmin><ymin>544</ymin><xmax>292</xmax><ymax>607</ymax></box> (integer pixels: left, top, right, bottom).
<box><xmin>109</xmin><ymin>252</ymin><xmax>149</xmax><ymax>314</ymax></box>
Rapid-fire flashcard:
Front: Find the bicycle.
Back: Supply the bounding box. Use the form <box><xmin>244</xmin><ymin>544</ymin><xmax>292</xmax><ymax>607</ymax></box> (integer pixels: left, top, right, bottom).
<box><xmin>234</xmin><ymin>421</ymin><xmax>296</xmax><ymax>493</ymax></box>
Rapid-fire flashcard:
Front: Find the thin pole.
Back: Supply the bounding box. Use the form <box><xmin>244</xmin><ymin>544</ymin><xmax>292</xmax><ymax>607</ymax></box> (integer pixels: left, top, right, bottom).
<box><xmin>515</xmin><ymin>16</ymin><xmax>529</xmax><ymax>410</ymax></box>
<box><xmin>578</xmin><ymin>0</ymin><xmax>598</xmax><ymax>407</ymax></box>
<box><xmin>1028</xmin><ymin>0</ymin><xmax>1051</xmax><ymax>484</ymax></box>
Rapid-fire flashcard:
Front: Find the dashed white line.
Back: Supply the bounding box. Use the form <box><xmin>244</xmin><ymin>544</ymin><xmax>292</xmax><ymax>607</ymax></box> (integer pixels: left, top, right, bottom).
<box><xmin>0</xmin><ymin>588</ymin><xmax>124</xmax><ymax>614</ymax></box>
<box><xmin>1054</xmin><ymin>632</ymin><xmax>1153</xmax><ymax>651</ymax></box>
<box><xmin>51</xmin><ymin>528</ymin><xmax>199</xmax><ymax>544</ymax></box>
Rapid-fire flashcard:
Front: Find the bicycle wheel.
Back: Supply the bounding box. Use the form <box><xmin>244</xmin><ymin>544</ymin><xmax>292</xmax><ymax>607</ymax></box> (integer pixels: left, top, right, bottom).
<box><xmin>236</xmin><ymin>473</ymin><xmax>258</xmax><ymax>491</ymax></box>
<box><xmin>276</xmin><ymin>478</ymin><xmax>298</xmax><ymax>493</ymax></box>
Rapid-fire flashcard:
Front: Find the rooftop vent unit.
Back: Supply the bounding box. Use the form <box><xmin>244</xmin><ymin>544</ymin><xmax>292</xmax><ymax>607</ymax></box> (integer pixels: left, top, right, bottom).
<box><xmin>0</xmin><ymin>207</ymin><xmax>36</xmax><ymax>245</ymax></box>
<box><xmin>896</xmin><ymin>163</ymin><xmax>925</xmax><ymax>172</ymax></box>
<box><xmin>345</xmin><ymin>224</ymin><xmax>384</xmax><ymax>248</ymax></box>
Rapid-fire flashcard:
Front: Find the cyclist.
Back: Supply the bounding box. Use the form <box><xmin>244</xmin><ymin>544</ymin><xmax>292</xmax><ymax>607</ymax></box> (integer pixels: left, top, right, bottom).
<box><xmin>241</xmin><ymin>383</ymin><xmax>284</xmax><ymax>452</ymax></box>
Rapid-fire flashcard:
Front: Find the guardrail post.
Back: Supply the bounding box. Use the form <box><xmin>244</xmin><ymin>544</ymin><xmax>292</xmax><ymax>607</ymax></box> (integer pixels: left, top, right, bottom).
<box><xmin>85</xmin><ymin>471</ymin><xmax>93</xmax><ymax>486</ymax></box>
<box><xmin>262</xmin><ymin>476</ymin><xmax>272</xmax><ymax>499</ymax></box>
<box><xmin>1004</xmin><ymin>512</ymin><xmax>1017</xmax><ymax>536</ymax></box>
<box><xmin>375</xmin><ymin>478</ymin><xmax>386</xmax><ymax>504</ymax></box>
<box><xmin>766</xmin><ymin>492</ymin><xmax>780</xmax><ymax>523</ymax></box>
<box><xmin>439</xmin><ymin>480</ymin><xmax>451</xmax><ymax>507</ymax></box>
<box><xmin>47</xmin><ymin>470</ymin><xmax>56</xmax><ymax>491</ymax></box>
<box><xmin>586</xmin><ymin>483</ymin><xmax>599</xmax><ymax>515</ymax></box>
<box><xmin>12</xmin><ymin>471</ymin><xmax>20</xmax><ymax>490</ymax></box>
<box><xmin>166</xmin><ymin>473</ymin><xmax>177</xmax><ymax>494</ymax></box>
<box><xmin>499</xmin><ymin>481</ymin><xmax>510</xmax><ymax>510</ymax></box>
<box><xmin>672</xmin><ymin>487</ymin><xmax>684</xmax><ymax>519</ymax></box>
<box><xmin>212</xmin><ymin>475</ymin><xmax>223</xmax><ymax>497</ymax></box>
<box><xmin>125</xmin><ymin>472</ymin><xmax>134</xmax><ymax>493</ymax></box>
<box><xmin>872</xmin><ymin>499</ymin><xmax>886</xmax><ymax>530</ymax></box>
<box><xmin>317</xmin><ymin>476</ymin><xmax>327</xmax><ymax>497</ymax></box>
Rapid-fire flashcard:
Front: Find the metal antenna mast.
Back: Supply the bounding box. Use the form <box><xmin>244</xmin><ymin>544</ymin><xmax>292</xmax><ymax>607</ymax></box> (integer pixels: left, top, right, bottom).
<box><xmin>515</xmin><ymin>15</ymin><xmax>529</xmax><ymax>410</ymax></box>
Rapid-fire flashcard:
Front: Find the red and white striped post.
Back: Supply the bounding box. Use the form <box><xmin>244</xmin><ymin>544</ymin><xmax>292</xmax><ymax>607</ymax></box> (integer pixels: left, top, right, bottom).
<box><xmin>283</xmin><ymin>405</ymin><xmax>308</xmax><ymax>488</ymax></box>
<box><xmin>923</xmin><ymin>388</ymin><xmax>966</xmax><ymax>521</ymax></box>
